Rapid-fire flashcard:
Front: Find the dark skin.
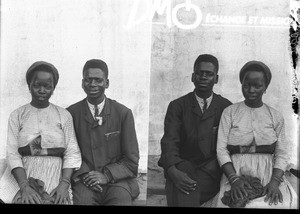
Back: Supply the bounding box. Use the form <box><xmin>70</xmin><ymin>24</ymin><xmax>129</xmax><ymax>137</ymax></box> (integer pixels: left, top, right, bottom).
<box><xmin>12</xmin><ymin>70</ymin><xmax>74</xmax><ymax>204</ymax></box>
<box><xmin>167</xmin><ymin>61</ymin><xmax>219</xmax><ymax>195</ymax></box>
<box><xmin>82</xmin><ymin>68</ymin><xmax>109</xmax><ymax>105</ymax></box>
<box><xmin>81</xmin><ymin>68</ymin><xmax>110</xmax><ymax>192</ymax></box>
<box><xmin>222</xmin><ymin>70</ymin><xmax>284</xmax><ymax>205</ymax></box>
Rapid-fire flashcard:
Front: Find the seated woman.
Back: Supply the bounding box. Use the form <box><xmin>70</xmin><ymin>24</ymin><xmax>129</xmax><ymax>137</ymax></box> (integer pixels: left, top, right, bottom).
<box><xmin>211</xmin><ymin>61</ymin><xmax>298</xmax><ymax>209</ymax></box>
<box><xmin>0</xmin><ymin>61</ymin><xmax>82</xmax><ymax>204</ymax></box>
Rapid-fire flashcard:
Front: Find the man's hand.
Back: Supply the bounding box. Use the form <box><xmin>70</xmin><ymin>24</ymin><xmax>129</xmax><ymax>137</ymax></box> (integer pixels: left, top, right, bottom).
<box><xmin>81</xmin><ymin>171</ymin><xmax>108</xmax><ymax>192</ymax></box>
<box><xmin>167</xmin><ymin>165</ymin><xmax>197</xmax><ymax>195</ymax></box>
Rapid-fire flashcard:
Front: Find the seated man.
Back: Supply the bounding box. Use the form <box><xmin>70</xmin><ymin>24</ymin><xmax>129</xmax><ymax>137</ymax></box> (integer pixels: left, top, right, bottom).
<box><xmin>67</xmin><ymin>59</ymin><xmax>140</xmax><ymax>206</ymax></box>
<box><xmin>158</xmin><ymin>54</ymin><xmax>232</xmax><ymax>207</ymax></box>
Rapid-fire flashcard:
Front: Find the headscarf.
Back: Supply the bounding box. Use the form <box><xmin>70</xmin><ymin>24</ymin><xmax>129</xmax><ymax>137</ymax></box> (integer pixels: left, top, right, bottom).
<box><xmin>26</xmin><ymin>61</ymin><xmax>59</xmax><ymax>88</ymax></box>
<box><xmin>239</xmin><ymin>61</ymin><xmax>272</xmax><ymax>88</ymax></box>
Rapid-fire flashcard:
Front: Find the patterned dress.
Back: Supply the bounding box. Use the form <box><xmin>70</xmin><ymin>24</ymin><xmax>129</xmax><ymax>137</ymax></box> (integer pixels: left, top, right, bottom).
<box><xmin>210</xmin><ymin>101</ymin><xmax>298</xmax><ymax>209</ymax></box>
<box><xmin>0</xmin><ymin>103</ymin><xmax>81</xmax><ymax>204</ymax></box>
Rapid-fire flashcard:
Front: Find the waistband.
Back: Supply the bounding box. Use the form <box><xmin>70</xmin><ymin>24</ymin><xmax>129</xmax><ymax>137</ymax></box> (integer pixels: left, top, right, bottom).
<box><xmin>18</xmin><ymin>146</ymin><xmax>65</xmax><ymax>158</ymax></box>
<box><xmin>227</xmin><ymin>142</ymin><xmax>276</xmax><ymax>155</ymax></box>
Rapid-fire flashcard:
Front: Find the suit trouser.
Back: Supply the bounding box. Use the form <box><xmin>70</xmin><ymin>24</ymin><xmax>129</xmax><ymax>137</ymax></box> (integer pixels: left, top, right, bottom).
<box><xmin>72</xmin><ymin>181</ymin><xmax>132</xmax><ymax>206</ymax></box>
<box><xmin>165</xmin><ymin>160</ymin><xmax>220</xmax><ymax>207</ymax></box>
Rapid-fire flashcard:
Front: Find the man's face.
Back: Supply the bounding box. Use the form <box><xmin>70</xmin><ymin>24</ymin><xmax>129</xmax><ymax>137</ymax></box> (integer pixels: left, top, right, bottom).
<box><xmin>30</xmin><ymin>71</ymin><xmax>54</xmax><ymax>105</ymax></box>
<box><xmin>192</xmin><ymin>62</ymin><xmax>218</xmax><ymax>93</ymax></box>
<box><xmin>242</xmin><ymin>70</ymin><xmax>266</xmax><ymax>105</ymax></box>
<box><xmin>82</xmin><ymin>68</ymin><xmax>109</xmax><ymax>100</ymax></box>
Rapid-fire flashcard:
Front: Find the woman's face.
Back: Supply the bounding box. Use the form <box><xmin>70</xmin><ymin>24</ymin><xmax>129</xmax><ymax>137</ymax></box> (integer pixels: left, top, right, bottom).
<box><xmin>30</xmin><ymin>70</ymin><xmax>54</xmax><ymax>107</ymax></box>
<box><xmin>242</xmin><ymin>70</ymin><xmax>266</xmax><ymax>106</ymax></box>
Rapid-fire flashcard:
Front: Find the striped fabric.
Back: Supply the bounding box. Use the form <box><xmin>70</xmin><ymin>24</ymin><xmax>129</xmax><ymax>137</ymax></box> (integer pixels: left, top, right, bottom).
<box><xmin>209</xmin><ymin>101</ymin><xmax>298</xmax><ymax>209</ymax></box>
<box><xmin>217</xmin><ymin>101</ymin><xmax>289</xmax><ymax>172</ymax></box>
<box><xmin>210</xmin><ymin>154</ymin><xmax>298</xmax><ymax>209</ymax></box>
<box><xmin>0</xmin><ymin>103</ymin><xmax>81</xmax><ymax>204</ymax></box>
<box><xmin>0</xmin><ymin>156</ymin><xmax>72</xmax><ymax>204</ymax></box>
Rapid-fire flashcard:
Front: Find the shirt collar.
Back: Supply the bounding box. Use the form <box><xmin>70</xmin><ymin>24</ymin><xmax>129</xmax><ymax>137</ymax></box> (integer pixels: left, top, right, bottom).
<box><xmin>87</xmin><ymin>97</ymin><xmax>106</xmax><ymax>111</ymax></box>
<box><xmin>194</xmin><ymin>92</ymin><xmax>213</xmax><ymax>104</ymax></box>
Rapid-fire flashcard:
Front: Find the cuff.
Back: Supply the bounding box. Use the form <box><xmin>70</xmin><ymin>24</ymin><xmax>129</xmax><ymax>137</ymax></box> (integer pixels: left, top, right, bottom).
<box><xmin>163</xmin><ymin>154</ymin><xmax>184</xmax><ymax>170</ymax></box>
<box><xmin>103</xmin><ymin>167</ymin><xmax>114</xmax><ymax>183</ymax></box>
<box><xmin>217</xmin><ymin>153</ymin><xmax>232</xmax><ymax>167</ymax></box>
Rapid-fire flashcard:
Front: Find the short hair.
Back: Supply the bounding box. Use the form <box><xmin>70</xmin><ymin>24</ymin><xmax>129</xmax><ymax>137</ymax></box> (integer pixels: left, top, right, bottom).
<box><xmin>26</xmin><ymin>61</ymin><xmax>59</xmax><ymax>88</ymax></box>
<box><xmin>82</xmin><ymin>59</ymin><xmax>109</xmax><ymax>78</ymax></box>
<box><xmin>193</xmin><ymin>54</ymin><xmax>219</xmax><ymax>73</ymax></box>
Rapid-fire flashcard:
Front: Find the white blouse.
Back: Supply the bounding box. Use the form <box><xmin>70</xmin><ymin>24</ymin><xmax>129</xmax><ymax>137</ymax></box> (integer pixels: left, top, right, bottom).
<box><xmin>217</xmin><ymin>101</ymin><xmax>289</xmax><ymax>171</ymax></box>
<box><xmin>6</xmin><ymin>103</ymin><xmax>82</xmax><ymax>170</ymax></box>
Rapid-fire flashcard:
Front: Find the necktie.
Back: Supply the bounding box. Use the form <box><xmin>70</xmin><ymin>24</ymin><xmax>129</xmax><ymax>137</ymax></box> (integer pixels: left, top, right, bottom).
<box><xmin>94</xmin><ymin>105</ymin><xmax>99</xmax><ymax>120</ymax></box>
<box><xmin>203</xmin><ymin>98</ymin><xmax>207</xmax><ymax>113</ymax></box>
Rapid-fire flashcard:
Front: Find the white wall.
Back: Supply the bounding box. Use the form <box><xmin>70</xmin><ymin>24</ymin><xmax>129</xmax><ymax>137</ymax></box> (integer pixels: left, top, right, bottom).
<box><xmin>0</xmin><ymin>0</ymin><xmax>152</xmax><ymax>172</ymax></box>
<box><xmin>147</xmin><ymin>0</ymin><xmax>299</xmax><ymax>167</ymax></box>
<box><xmin>0</xmin><ymin>0</ymin><xmax>299</xmax><ymax>170</ymax></box>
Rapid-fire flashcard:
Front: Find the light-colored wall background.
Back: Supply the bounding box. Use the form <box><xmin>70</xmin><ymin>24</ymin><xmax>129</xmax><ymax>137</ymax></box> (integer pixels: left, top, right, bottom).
<box><xmin>148</xmin><ymin>0</ymin><xmax>299</xmax><ymax>167</ymax></box>
<box><xmin>0</xmin><ymin>0</ymin><xmax>299</xmax><ymax>172</ymax></box>
<box><xmin>0</xmin><ymin>0</ymin><xmax>151</xmax><ymax>172</ymax></box>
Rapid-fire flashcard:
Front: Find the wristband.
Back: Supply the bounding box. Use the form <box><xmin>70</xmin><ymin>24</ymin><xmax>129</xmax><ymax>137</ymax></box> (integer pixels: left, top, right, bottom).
<box><xmin>271</xmin><ymin>176</ymin><xmax>283</xmax><ymax>183</ymax></box>
<box><xmin>60</xmin><ymin>178</ymin><xmax>71</xmax><ymax>186</ymax></box>
<box><xmin>228</xmin><ymin>174</ymin><xmax>239</xmax><ymax>183</ymax></box>
<box><xmin>103</xmin><ymin>168</ymin><xmax>114</xmax><ymax>183</ymax></box>
<box><xmin>228</xmin><ymin>174</ymin><xmax>241</xmax><ymax>185</ymax></box>
<box><xmin>19</xmin><ymin>179</ymin><xmax>29</xmax><ymax>190</ymax></box>
<box><xmin>228</xmin><ymin>173</ymin><xmax>237</xmax><ymax>180</ymax></box>
<box><xmin>230</xmin><ymin>177</ymin><xmax>240</xmax><ymax>185</ymax></box>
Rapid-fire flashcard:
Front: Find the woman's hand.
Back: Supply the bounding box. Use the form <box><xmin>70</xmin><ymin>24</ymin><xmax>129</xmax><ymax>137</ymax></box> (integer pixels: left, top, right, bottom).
<box><xmin>20</xmin><ymin>185</ymin><xmax>42</xmax><ymax>204</ymax></box>
<box><xmin>50</xmin><ymin>181</ymin><xmax>70</xmax><ymax>204</ymax></box>
<box><xmin>230</xmin><ymin>176</ymin><xmax>252</xmax><ymax>201</ymax></box>
<box><xmin>263</xmin><ymin>179</ymin><xmax>283</xmax><ymax>205</ymax></box>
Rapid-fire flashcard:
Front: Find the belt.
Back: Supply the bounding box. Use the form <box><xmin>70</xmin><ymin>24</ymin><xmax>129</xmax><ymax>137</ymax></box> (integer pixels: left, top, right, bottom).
<box><xmin>227</xmin><ymin>142</ymin><xmax>276</xmax><ymax>155</ymax></box>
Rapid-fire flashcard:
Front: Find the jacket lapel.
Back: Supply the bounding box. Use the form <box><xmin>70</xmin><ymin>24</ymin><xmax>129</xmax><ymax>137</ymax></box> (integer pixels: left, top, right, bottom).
<box><xmin>191</xmin><ymin>92</ymin><xmax>218</xmax><ymax>121</ymax></box>
<box><xmin>201</xmin><ymin>93</ymin><xmax>218</xmax><ymax>121</ymax></box>
<box><xmin>190</xmin><ymin>93</ymin><xmax>203</xmax><ymax>117</ymax></box>
<box><xmin>100</xmin><ymin>97</ymin><xmax>111</xmax><ymax>130</ymax></box>
<box><xmin>83</xmin><ymin>99</ymin><xmax>95</xmax><ymax>125</ymax></box>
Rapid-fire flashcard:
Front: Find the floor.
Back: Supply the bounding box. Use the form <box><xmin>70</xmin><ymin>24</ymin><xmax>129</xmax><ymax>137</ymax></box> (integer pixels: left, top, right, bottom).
<box><xmin>146</xmin><ymin>155</ymin><xmax>299</xmax><ymax>207</ymax></box>
<box><xmin>133</xmin><ymin>172</ymin><xmax>147</xmax><ymax>206</ymax></box>
<box><xmin>0</xmin><ymin>158</ymin><xmax>147</xmax><ymax>206</ymax></box>
<box><xmin>1</xmin><ymin>157</ymin><xmax>299</xmax><ymax>207</ymax></box>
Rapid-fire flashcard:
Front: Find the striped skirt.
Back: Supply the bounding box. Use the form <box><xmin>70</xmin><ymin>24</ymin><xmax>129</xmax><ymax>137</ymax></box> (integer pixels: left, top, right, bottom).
<box><xmin>207</xmin><ymin>154</ymin><xmax>298</xmax><ymax>209</ymax></box>
<box><xmin>0</xmin><ymin>156</ymin><xmax>72</xmax><ymax>204</ymax></box>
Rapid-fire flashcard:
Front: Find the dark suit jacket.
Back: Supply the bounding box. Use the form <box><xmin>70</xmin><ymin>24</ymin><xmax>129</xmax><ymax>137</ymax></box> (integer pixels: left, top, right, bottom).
<box><xmin>158</xmin><ymin>91</ymin><xmax>232</xmax><ymax>181</ymax></box>
<box><xmin>67</xmin><ymin>97</ymin><xmax>140</xmax><ymax>199</ymax></box>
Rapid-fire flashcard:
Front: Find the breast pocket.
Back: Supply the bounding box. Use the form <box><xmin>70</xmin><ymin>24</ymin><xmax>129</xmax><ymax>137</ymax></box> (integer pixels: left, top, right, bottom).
<box><xmin>105</xmin><ymin>131</ymin><xmax>121</xmax><ymax>158</ymax></box>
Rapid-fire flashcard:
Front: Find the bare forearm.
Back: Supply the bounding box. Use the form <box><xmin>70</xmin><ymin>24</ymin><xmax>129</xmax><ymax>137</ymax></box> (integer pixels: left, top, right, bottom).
<box><xmin>221</xmin><ymin>162</ymin><xmax>236</xmax><ymax>178</ymax></box>
<box><xmin>272</xmin><ymin>168</ymin><xmax>284</xmax><ymax>178</ymax></box>
<box><xmin>61</xmin><ymin>168</ymin><xmax>74</xmax><ymax>180</ymax></box>
<box><xmin>270</xmin><ymin>168</ymin><xmax>284</xmax><ymax>185</ymax></box>
<box><xmin>11</xmin><ymin>167</ymin><xmax>28</xmax><ymax>189</ymax></box>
